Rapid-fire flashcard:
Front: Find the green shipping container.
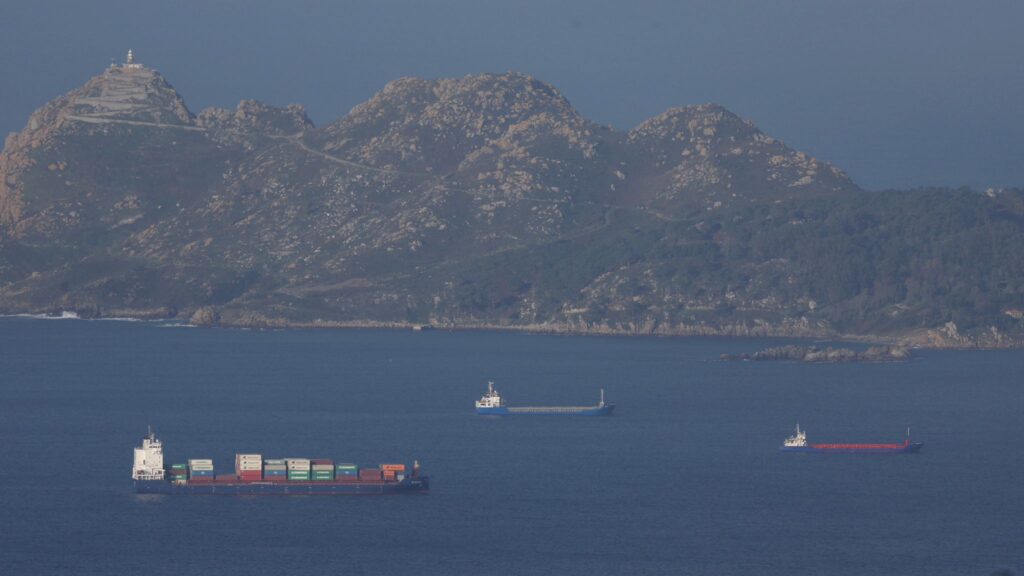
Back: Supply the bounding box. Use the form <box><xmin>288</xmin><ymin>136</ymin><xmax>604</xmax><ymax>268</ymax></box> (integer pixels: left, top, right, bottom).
<box><xmin>171</xmin><ymin>464</ymin><xmax>187</xmax><ymax>469</ymax></box>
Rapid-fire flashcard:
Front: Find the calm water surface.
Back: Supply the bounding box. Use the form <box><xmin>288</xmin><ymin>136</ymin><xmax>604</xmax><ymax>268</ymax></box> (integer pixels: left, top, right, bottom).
<box><xmin>0</xmin><ymin>317</ymin><xmax>1021</xmax><ymax>575</ymax></box>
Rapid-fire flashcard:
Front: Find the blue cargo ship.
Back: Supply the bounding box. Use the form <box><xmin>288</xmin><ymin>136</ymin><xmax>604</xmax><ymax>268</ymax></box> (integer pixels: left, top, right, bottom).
<box><xmin>475</xmin><ymin>382</ymin><xmax>615</xmax><ymax>416</ymax></box>
<box><xmin>131</xmin><ymin>430</ymin><xmax>429</xmax><ymax>495</ymax></box>
<box><xmin>779</xmin><ymin>424</ymin><xmax>923</xmax><ymax>453</ymax></box>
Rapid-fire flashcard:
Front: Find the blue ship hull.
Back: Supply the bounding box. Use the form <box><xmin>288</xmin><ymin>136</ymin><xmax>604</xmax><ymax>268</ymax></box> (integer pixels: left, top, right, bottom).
<box><xmin>133</xmin><ymin>476</ymin><xmax>429</xmax><ymax>495</ymax></box>
<box><xmin>476</xmin><ymin>404</ymin><xmax>615</xmax><ymax>416</ymax></box>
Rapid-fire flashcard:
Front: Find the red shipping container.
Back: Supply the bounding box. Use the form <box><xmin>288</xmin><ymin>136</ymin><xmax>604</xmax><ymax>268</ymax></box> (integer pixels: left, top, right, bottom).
<box><xmin>311</xmin><ymin>459</ymin><xmax>333</xmax><ymax>465</ymax></box>
<box><xmin>380</xmin><ymin>464</ymin><xmax>406</xmax><ymax>472</ymax></box>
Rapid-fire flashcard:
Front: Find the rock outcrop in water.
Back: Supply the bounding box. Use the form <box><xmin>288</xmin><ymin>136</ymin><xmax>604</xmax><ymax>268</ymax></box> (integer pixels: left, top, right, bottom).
<box><xmin>1</xmin><ymin>55</ymin><xmax>1023</xmax><ymax>346</ymax></box>
<box><xmin>722</xmin><ymin>345</ymin><xmax>912</xmax><ymax>363</ymax></box>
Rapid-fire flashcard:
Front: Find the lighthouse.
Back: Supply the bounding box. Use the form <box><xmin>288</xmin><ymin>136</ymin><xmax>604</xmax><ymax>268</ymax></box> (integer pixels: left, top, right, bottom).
<box><xmin>124</xmin><ymin>49</ymin><xmax>143</xmax><ymax>70</ymax></box>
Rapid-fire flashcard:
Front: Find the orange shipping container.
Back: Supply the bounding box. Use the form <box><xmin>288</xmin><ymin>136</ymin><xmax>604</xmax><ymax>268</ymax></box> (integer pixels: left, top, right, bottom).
<box><xmin>380</xmin><ymin>464</ymin><xmax>406</xmax><ymax>472</ymax></box>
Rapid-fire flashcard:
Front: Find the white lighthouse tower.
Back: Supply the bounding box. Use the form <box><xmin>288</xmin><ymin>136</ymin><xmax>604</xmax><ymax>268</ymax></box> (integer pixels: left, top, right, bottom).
<box><xmin>124</xmin><ymin>49</ymin><xmax>143</xmax><ymax>70</ymax></box>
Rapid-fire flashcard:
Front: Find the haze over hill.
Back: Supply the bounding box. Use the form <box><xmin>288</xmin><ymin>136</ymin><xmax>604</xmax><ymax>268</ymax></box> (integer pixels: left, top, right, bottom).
<box><xmin>1</xmin><ymin>57</ymin><xmax>1022</xmax><ymax>346</ymax></box>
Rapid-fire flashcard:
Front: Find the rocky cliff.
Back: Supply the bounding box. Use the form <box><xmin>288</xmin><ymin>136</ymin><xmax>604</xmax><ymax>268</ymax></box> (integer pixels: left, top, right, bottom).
<box><xmin>1</xmin><ymin>60</ymin><xmax>1022</xmax><ymax>346</ymax></box>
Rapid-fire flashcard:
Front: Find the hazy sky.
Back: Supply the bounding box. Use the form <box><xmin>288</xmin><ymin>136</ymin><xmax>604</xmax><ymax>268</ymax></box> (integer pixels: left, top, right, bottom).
<box><xmin>2</xmin><ymin>0</ymin><xmax>1021</xmax><ymax>190</ymax></box>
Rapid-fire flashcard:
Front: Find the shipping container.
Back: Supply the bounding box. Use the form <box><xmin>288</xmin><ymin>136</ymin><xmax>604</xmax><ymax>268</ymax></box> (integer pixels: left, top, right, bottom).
<box><xmin>359</xmin><ymin>469</ymin><xmax>382</xmax><ymax>481</ymax></box>
<box><xmin>380</xmin><ymin>464</ymin><xmax>406</xmax><ymax>472</ymax></box>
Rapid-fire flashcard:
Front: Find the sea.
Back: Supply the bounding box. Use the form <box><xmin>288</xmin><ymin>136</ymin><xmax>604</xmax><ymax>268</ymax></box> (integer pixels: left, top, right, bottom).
<box><xmin>0</xmin><ymin>316</ymin><xmax>1020</xmax><ymax>575</ymax></box>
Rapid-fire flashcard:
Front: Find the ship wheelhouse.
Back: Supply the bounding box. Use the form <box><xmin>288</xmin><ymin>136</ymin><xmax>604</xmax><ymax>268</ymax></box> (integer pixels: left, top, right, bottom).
<box><xmin>132</xmin><ymin>428</ymin><xmax>166</xmax><ymax>481</ymax></box>
<box><xmin>783</xmin><ymin>424</ymin><xmax>808</xmax><ymax>447</ymax></box>
<box><xmin>475</xmin><ymin>381</ymin><xmax>505</xmax><ymax>409</ymax></box>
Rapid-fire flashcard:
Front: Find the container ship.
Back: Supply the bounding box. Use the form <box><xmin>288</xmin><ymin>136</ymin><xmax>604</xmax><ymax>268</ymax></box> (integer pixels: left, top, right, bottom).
<box><xmin>131</xmin><ymin>430</ymin><xmax>429</xmax><ymax>495</ymax></box>
<box><xmin>779</xmin><ymin>424</ymin><xmax>923</xmax><ymax>453</ymax></box>
<box><xmin>475</xmin><ymin>381</ymin><xmax>614</xmax><ymax>416</ymax></box>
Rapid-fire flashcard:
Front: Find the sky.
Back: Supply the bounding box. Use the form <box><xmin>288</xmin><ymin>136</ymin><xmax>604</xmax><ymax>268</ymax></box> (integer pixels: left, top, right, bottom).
<box><xmin>1</xmin><ymin>0</ymin><xmax>1022</xmax><ymax>190</ymax></box>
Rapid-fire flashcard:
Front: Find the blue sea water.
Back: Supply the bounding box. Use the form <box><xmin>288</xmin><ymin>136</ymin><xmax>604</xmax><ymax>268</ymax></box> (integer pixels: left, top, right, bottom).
<box><xmin>0</xmin><ymin>317</ymin><xmax>1021</xmax><ymax>575</ymax></box>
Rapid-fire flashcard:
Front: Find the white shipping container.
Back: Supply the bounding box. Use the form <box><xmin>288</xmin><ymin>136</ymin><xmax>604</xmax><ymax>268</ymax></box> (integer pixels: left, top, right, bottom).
<box><xmin>188</xmin><ymin>459</ymin><xmax>213</xmax><ymax>465</ymax></box>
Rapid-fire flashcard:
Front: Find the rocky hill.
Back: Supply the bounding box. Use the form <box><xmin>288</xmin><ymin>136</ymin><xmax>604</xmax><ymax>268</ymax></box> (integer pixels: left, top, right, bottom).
<box><xmin>1</xmin><ymin>59</ymin><xmax>1022</xmax><ymax>346</ymax></box>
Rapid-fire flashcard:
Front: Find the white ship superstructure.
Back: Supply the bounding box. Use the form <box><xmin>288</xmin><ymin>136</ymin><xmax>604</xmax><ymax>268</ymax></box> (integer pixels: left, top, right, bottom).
<box><xmin>132</xmin><ymin>428</ymin><xmax>165</xmax><ymax>480</ymax></box>
<box><xmin>475</xmin><ymin>381</ymin><xmax>505</xmax><ymax>409</ymax></box>
<box><xmin>784</xmin><ymin>424</ymin><xmax>808</xmax><ymax>447</ymax></box>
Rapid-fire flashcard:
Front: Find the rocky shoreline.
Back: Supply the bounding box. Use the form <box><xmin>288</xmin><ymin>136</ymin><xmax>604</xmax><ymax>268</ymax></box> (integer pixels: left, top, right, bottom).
<box><xmin>721</xmin><ymin>344</ymin><xmax>914</xmax><ymax>363</ymax></box>
<box><xmin>6</xmin><ymin>306</ymin><xmax>1020</xmax><ymax>349</ymax></box>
